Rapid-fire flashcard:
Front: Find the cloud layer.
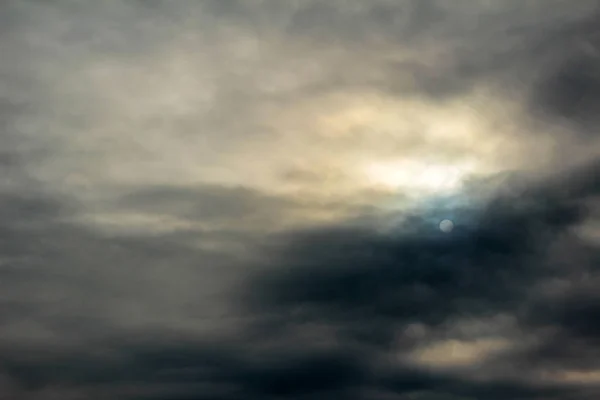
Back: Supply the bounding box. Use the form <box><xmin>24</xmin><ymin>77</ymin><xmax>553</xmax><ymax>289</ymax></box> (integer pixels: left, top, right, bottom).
<box><xmin>1</xmin><ymin>1</ymin><xmax>600</xmax><ymax>399</ymax></box>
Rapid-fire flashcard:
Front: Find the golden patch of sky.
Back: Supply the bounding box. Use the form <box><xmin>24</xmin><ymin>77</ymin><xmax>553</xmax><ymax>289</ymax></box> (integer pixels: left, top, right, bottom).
<box><xmin>14</xmin><ymin>0</ymin><xmax>593</xmax><ymax>238</ymax></box>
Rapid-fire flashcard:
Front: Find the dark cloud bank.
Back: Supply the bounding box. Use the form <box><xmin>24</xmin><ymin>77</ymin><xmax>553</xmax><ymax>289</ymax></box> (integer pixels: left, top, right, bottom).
<box><xmin>3</xmin><ymin>156</ymin><xmax>598</xmax><ymax>400</ymax></box>
<box><xmin>1</xmin><ymin>1</ymin><xmax>600</xmax><ymax>399</ymax></box>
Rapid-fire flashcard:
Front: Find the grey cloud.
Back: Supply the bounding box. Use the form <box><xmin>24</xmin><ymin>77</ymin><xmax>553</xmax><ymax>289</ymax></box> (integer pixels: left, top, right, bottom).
<box><xmin>115</xmin><ymin>184</ymin><xmax>295</xmax><ymax>226</ymax></box>
<box><xmin>6</xmin><ymin>0</ymin><xmax>594</xmax><ymax>105</ymax></box>
<box><xmin>187</xmin><ymin>0</ymin><xmax>600</xmax><ymax>104</ymax></box>
<box><xmin>3</xmin><ymin>160</ymin><xmax>599</xmax><ymax>398</ymax></box>
<box><xmin>532</xmin><ymin>37</ymin><xmax>600</xmax><ymax>131</ymax></box>
<box><xmin>238</xmin><ymin>160</ymin><xmax>599</xmax><ymax>396</ymax></box>
<box><xmin>1</xmin><ymin>1</ymin><xmax>600</xmax><ymax>399</ymax></box>
<box><xmin>0</xmin><ymin>185</ymin><xmax>250</xmax><ymax>344</ymax></box>
<box><xmin>0</xmin><ymin>334</ymin><xmax>577</xmax><ymax>400</ymax></box>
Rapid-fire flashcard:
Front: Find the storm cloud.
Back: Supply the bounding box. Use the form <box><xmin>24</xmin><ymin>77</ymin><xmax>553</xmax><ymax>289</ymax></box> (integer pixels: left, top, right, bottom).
<box><xmin>1</xmin><ymin>0</ymin><xmax>600</xmax><ymax>399</ymax></box>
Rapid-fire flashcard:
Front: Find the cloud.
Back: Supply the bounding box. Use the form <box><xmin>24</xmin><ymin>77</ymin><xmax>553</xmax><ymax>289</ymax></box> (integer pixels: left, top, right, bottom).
<box><xmin>0</xmin><ymin>0</ymin><xmax>599</xmax><ymax>399</ymax></box>
<box><xmin>236</xmin><ymin>159</ymin><xmax>599</xmax><ymax>397</ymax></box>
<box><xmin>529</xmin><ymin>10</ymin><xmax>600</xmax><ymax>131</ymax></box>
<box><xmin>2</xmin><ymin>159</ymin><xmax>597</xmax><ymax>399</ymax></box>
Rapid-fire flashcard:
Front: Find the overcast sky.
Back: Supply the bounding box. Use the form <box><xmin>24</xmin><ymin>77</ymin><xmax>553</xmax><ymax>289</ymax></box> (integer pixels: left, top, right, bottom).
<box><xmin>1</xmin><ymin>1</ymin><xmax>600</xmax><ymax>399</ymax></box>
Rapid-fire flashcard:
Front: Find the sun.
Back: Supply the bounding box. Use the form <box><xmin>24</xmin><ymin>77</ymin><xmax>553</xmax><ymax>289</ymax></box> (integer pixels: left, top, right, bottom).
<box><xmin>364</xmin><ymin>160</ymin><xmax>474</xmax><ymax>195</ymax></box>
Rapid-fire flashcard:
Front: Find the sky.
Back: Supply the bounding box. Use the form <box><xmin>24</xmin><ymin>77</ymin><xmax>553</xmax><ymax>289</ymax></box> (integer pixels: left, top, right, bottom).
<box><xmin>1</xmin><ymin>1</ymin><xmax>600</xmax><ymax>399</ymax></box>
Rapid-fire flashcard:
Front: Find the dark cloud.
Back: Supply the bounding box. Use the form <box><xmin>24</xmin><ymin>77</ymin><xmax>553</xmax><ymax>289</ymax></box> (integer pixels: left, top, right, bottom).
<box><xmin>529</xmin><ymin>10</ymin><xmax>600</xmax><ymax>132</ymax></box>
<box><xmin>0</xmin><ymin>334</ymin><xmax>577</xmax><ymax>400</ymax></box>
<box><xmin>248</xmin><ymin>160</ymin><xmax>598</xmax><ymax>322</ymax></box>
<box><xmin>0</xmin><ymin>168</ymin><xmax>597</xmax><ymax>397</ymax></box>
<box><xmin>1</xmin><ymin>161</ymin><xmax>597</xmax><ymax>399</ymax></box>
<box><xmin>236</xmin><ymin>160</ymin><xmax>599</xmax><ymax>398</ymax></box>
<box><xmin>192</xmin><ymin>0</ymin><xmax>600</xmax><ymax>107</ymax></box>
<box><xmin>1</xmin><ymin>1</ymin><xmax>599</xmax><ymax>399</ymax></box>
<box><xmin>533</xmin><ymin>52</ymin><xmax>600</xmax><ymax>131</ymax></box>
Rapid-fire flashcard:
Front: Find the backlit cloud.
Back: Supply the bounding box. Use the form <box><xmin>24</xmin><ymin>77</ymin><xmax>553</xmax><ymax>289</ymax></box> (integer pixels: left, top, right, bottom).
<box><xmin>1</xmin><ymin>0</ymin><xmax>599</xmax><ymax>399</ymax></box>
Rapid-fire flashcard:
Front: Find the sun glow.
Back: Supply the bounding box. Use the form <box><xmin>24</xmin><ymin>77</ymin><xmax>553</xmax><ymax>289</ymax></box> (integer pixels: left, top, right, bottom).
<box><xmin>365</xmin><ymin>160</ymin><xmax>475</xmax><ymax>195</ymax></box>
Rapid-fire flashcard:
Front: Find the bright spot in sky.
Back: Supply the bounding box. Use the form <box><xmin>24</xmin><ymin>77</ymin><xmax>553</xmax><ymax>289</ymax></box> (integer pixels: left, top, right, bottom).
<box><xmin>439</xmin><ymin>219</ymin><xmax>454</xmax><ymax>233</ymax></box>
<box><xmin>365</xmin><ymin>160</ymin><xmax>474</xmax><ymax>195</ymax></box>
